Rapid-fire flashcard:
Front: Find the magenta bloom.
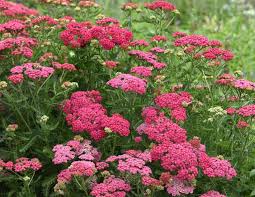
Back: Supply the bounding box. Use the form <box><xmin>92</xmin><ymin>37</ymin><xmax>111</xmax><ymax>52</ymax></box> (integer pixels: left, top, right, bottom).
<box><xmin>131</xmin><ymin>66</ymin><xmax>152</xmax><ymax>77</ymax></box>
<box><xmin>107</xmin><ymin>74</ymin><xmax>147</xmax><ymax>94</ymax></box>
<box><xmin>91</xmin><ymin>176</ymin><xmax>131</xmax><ymax>197</ymax></box>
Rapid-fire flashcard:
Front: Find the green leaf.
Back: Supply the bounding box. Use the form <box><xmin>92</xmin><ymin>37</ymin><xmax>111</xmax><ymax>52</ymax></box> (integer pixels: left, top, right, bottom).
<box><xmin>250</xmin><ymin>169</ymin><xmax>255</xmax><ymax>177</ymax></box>
<box><xmin>19</xmin><ymin>135</ymin><xmax>39</xmax><ymax>153</ymax></box>
<box><xmin>251</xmin><ymin>189</ymin><xmax>255</xmax><ymax>196</ymax></box>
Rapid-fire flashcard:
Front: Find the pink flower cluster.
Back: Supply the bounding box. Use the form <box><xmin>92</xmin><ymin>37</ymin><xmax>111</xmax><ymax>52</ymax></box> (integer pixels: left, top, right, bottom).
<box><xmin>52</xmin><ymin>138</ymin><xmax>101</xmax><ymax>183</ymax></box>
<box><xmin>0</xmin><ymin>36</ymin><xmax>37</xmax><ymax>59</ymax></box>
<box><xmin>8</xmin><ymin>63</ymin><xmax>54</xmax><ymax>84</ymax></box>
<box><xmin>106</xmin><ymin>150</ymin><xmax>152</xmax><ymax>176</ymax></box>
<box><xmin>199</xmin><ymin>156</ymin><xmax>237</xmax><ymax>180</ymax></box>
<box><xmin>131</xmin><ymin>66</ymin><xmax>152</xmax><ymax>77</ymax></box>
<box><xmin>0</xmin><ymin>19</ymin><xmax>25</xmax><ymax>33</ymax></box>
<box><xmin>63</xmin><ymin>91</ymin><xmax>130</xmax><ymax>140</ymax></box>
<box><xmin>216</xmin><ymin>74</ymin><xmax>255</xmax><ymax>91</ymax></box>
<box><xmin>60</xmin><ymin>20</ymin><xmax>132</xmax><ymax>49</ymax></box>
<box><xmin>155</xmin><ymin>92</ymin><xmax>192</xmax><ymax>121</ymax></box>
<box><xmin>129</xmin><ymin>50</ymin><xmax>166</xmax><ymax>69</ymax></box>
<box><xmin>107</xmin><ymin>74</ymin><xmax>147</xmax><ymax>94</ymax></box>
<box><xmin>200</xmin><ymin>191</ymin><xmax>226</xmax><ymax>197</ymax></box>
<box><xmin>237</xmin><ymin>104</ymin><xmax>255</xmax><ymax>117</ymax></box>
<box><xmin>150</xmin><ymin>47</ymin><xmax>165</xmax><ymax>53</ymax></box>
<box><xmin>137</xmin><ymin>107</ymin><xmax>187</xmax><ymax>143</ymax></box>
<box><xmin>174</xmin><ymin>34</ymin><xmax>210</xmax><ymax>47</ymax></box>
<box><xmin>91</xmin><ymin>176</ymin><xmax>131</xmax><ymax>197</ymax></box>
<box><xmin>0</xmin><ymin>157</ymin><xmax>42</xmax><ymax>173</ymax></box>
<box><xmin>52</xmin><ymin>62</ymin><xmax>77</xmax><ymax>71</ymax></box>
<box><xmin>144</xmin><ymin>0</ymin><xmax>176</xmax><ymax>11</ymax></box>
<box><xmin>57</xmin><ymin>161</ymin><xmax>96</xmax><ymax>183</ymax></box>
<box><xmin>135</xmin><ymin>101</ymin><xmax>236</xmax><ymax>196</ymax></box>
<box><xmin>130</xmin><ymin>39</ymin><xmax>149</xmax><ymax>47</ymax></box>
<box><xmin>0</xmin><ymin>0</ymin><xmax>38</xmax><ymax>17</ymax></box>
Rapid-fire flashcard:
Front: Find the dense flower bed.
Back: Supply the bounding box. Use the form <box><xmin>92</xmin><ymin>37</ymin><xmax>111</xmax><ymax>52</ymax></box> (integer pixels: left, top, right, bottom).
<box><xmin>0</xmin><ymin>0</ymin><xmax>254</xmax><ymax>196</ymax></box>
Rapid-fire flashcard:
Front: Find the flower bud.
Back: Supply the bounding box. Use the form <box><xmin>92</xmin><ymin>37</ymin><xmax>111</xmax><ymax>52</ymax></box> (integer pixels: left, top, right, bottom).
<box><xmin>6</xmin><ymin>124</ymin><xmax>18</xmax><ymax>132</ymax></box>
<box><xmin>39</xmin><ymin>115</ymin><xmax>49</xmax><ymax>124</ymax></box>
<box><xmin>0</xmin><ymin>81</ymin><xmax>8</xmax><ymax>89</ymax></box>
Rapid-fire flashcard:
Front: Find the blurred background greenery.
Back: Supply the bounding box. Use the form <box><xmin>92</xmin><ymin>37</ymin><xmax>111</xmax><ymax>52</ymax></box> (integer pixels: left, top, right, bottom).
<box><xmin>96</xmin><ymin>0</ymin><xmax>255</xmax><ymax>80</ymax></box>
<box><xmin>18</xmin><ymin>0</ymin><xmax>255</xmax><ymax>80</ymax></box>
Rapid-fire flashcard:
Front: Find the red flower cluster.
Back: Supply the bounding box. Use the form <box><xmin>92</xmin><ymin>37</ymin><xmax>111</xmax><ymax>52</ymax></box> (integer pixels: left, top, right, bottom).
<box><xmin>144</xmin><ymin>0</ymin><xmax>176</xmax><ymax>11</ymax></box>
<box><xmin>155</xmin><ymin>92</ymin><xmax>192</xmax><ymax>121</ymax></box>
<box><xmin>60</xmin><ymin>20</ymin><xmax>133</xmax><ymax>49</ymax></box>
<box><xmin>203</xmin><ymin>48</ymin><xmax>234</xmax><ymax>61</ymax></box>
<box><xmin>63</xmin><ymin>91</ymin><xmax>130</xmax><ymax>141</ymax></box>
<box><xmin>0</xmin><ymin>157</ymin><xmax>42</xmax><ymax>173</ymax></box>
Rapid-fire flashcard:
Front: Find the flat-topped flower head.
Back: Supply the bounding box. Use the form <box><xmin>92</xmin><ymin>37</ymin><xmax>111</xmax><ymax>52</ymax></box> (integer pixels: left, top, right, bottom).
<box><xmin>91</xmin><ymin>176</ymin><xmax>131</xmax><ymax>197</ymax></box>
<box><xmin>200</xmin><ymin>191</ymin><xmax>226</xmax><ymax>197</ymax></box>
<box><xmin>144</xmin><ymin>0</ymin><xmax>176</xmax><ymax>11</ymax></box>
<box><xmin>107</xmin><ymin>74</ymin><xmax>147</xmax><ymax>94</ymax></box>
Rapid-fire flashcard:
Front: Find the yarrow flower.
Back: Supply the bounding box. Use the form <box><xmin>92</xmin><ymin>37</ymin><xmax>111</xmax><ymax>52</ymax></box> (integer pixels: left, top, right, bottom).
<box><xmin>203</xmin><ymin>48</ymin><xmax>234</xmax><ymax>61</ymax></box>
<box><xmin>137</xmin><ymin>107</ymin><xmax>187</xmax><ymax>143</ymax></box>
<box><xmin>237</xmin><ymin>104</ymin><xmax>255</xmax><ymax>117</ymax></box>
<box><xmin>131</xmin><ymin>66</ymin><xmax>153</xmax><ymax>77</ymax></box>
<box><xmin>52</xmin><ymin>138</ymin><xmax>101</xmax><ymax>183</ymax></box>
<box><xmin>106</xmin><ymin>150</ymin><xmax>152</xmax><ymax>176</ymax></box>
<box><xmin>151</xmin><ymin>35</ymin><xmax>167</xmax><ymax>42</ymax></box>
<box><xmin>130</xmin><ymin>40</ymin><xmax>149</xmax><ymax>47</ymax></box>
<box><xmin>0</xmin><ymin>157</ymin><xmax>42</xmax><ymax>173</ymax></box>
<box><xmin>0</xmin><ymin>19</ymin><xmax>26</xmax><ymax>33</ymax></box>
<box><xmin>0</xmin><ymin>0</ymin><xmax>38</xmax><ymax>17</ymax></box>
<box><xmin>52</xmin><ymin>62</ymin><xmax>77</xmax><ymax>71</ymax></box>
<box><xmin>129</xmin><ymin>50</ymin><xmax>166</xmax><ymax>69</ymax></box>
<box><xmin>200</xmin><ymin>191</ymin><xmax>226</xmax><ymax>197</ymax></box>
<box><xmin>155</xmin><ymin>92</ymin><xmax>192</xmax><ymax>121</ymax></box>
<box><xmin>60</xmin><ymin>21</ymin><xmax>132</xmax><ymax>49</ymax></box>
<box><xmin>144</xmin><ymin>0</ymin><xmax>176</xmax><ymax>11</ymax></box>
<box><xmin>103</xmin><ymin>60</ymin><xmax>119</xmax><ymax>69</ymax></box>
<box><xmin>107</xmin><ymin>74</ymin><xmax>147</xmax><ymax>94</ymax></box>
<box><xmin>63</xmin><ymin>91</ymin><xmax>130</xmax><ymax>140</ymax></box>
<box><xmin>90</xmin><ymin>176</ymin><xmax>131</xmax><ymax>197</ymax></box>
<box><xmin>9</xmin><ymin>63</ymin><xmax>54</xmax><ymax>84</ymax></box>
<box><xmin>199</xmin><ymin>156</ymin><xmax>237</xmax><ymax>180</ymax></box>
